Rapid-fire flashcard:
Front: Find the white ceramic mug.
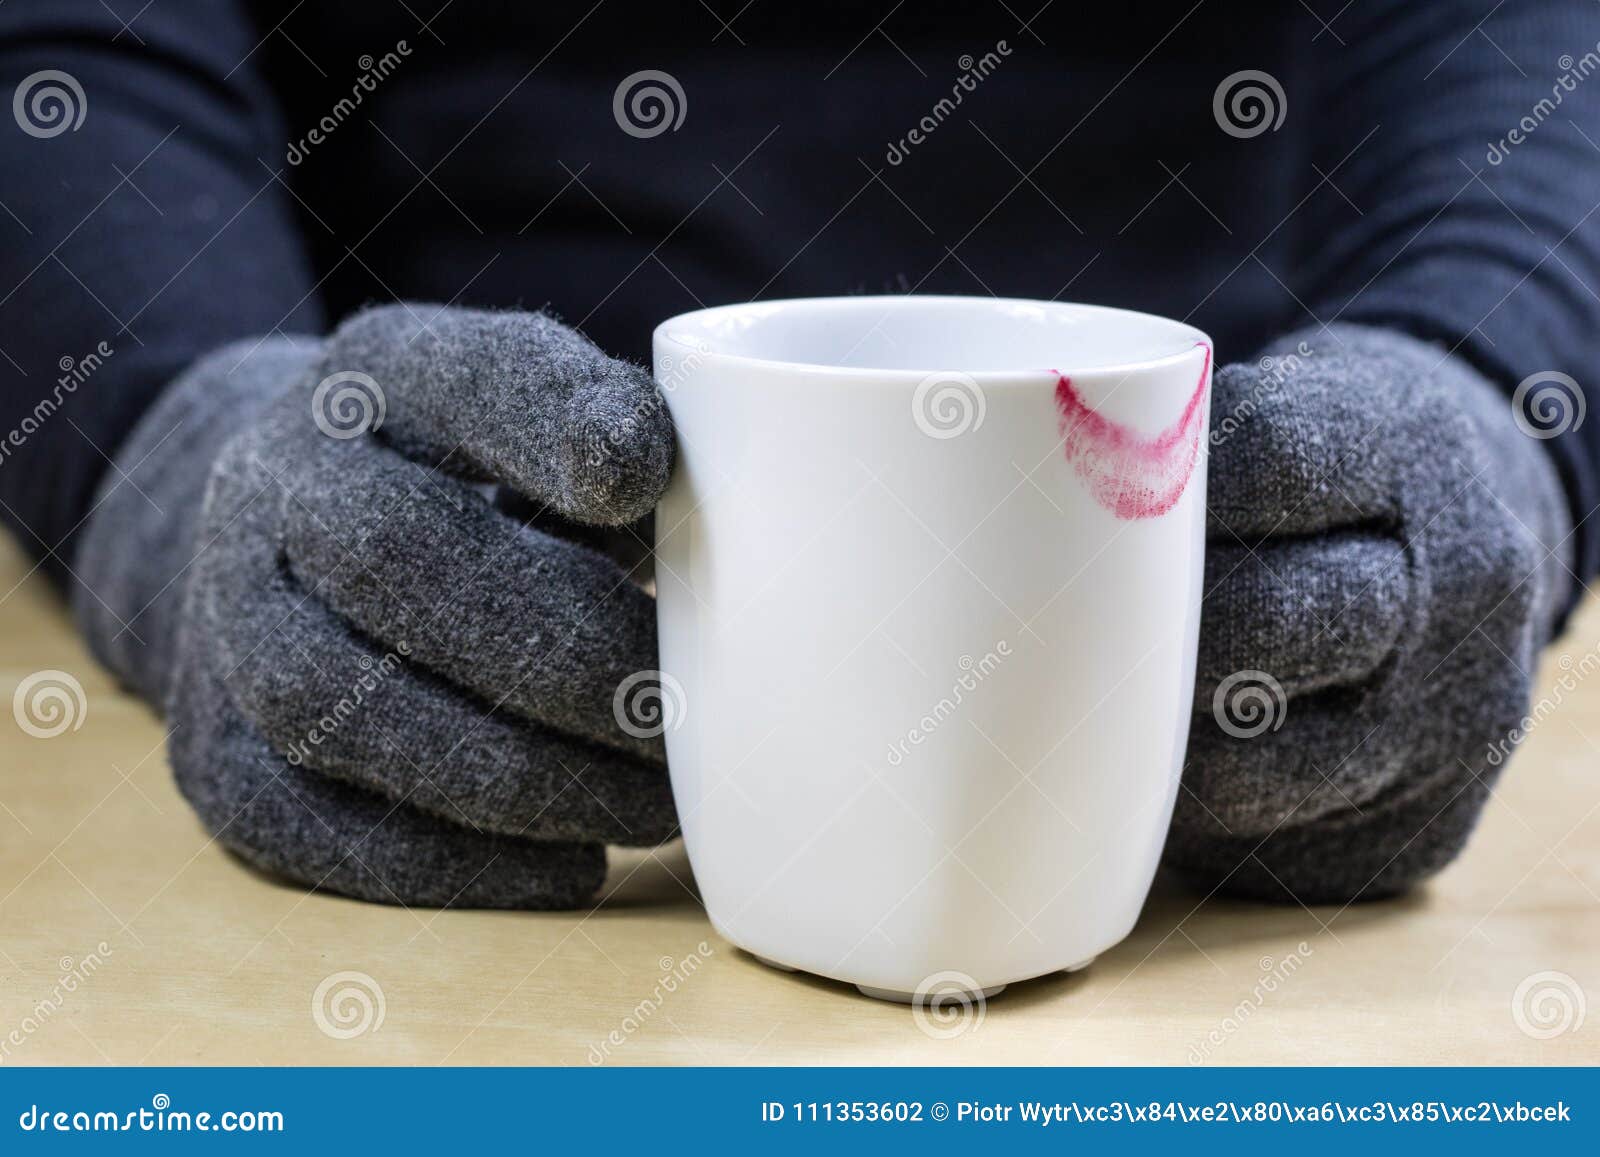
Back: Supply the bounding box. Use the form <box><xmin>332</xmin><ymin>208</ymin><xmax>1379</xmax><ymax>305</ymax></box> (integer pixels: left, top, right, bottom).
<box><xmin>652</xmin><ymin>296</ymin><xmax>1210</xmax><ymax>1001</ymax></box>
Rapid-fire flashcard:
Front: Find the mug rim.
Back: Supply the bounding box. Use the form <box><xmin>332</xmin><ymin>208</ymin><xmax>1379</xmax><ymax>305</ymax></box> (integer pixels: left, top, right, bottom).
<box><xmin>653</xmin><ymin>294</ymin><xmax>1211</xmax><ymax>382</ymax></box>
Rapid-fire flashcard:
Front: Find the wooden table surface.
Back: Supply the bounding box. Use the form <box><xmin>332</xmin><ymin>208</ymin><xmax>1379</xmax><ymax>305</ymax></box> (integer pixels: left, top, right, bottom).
<box><xmin>1</xmin><ymin>535</ymin><xmax>1595</xmax><ymax>1066</ymax></box>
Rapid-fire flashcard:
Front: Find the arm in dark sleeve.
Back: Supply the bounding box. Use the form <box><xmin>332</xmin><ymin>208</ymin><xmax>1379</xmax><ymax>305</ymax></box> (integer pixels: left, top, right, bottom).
<box><xmin>1296</xmin><ymin>0</ymin><xmax>1600</xmax><ymax>601</ymax></box>
<box><xmin>0</xmin><ymin>0</ymin><xmax>323</xmax><ymax>583</ymax></box>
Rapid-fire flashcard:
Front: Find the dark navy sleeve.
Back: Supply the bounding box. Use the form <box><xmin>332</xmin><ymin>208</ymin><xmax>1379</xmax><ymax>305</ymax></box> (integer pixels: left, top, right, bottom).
<box><xmin>0</xmin><ymin>0</ymin><xmax>323</xmax><ymax>584</ymax></box>
<box><xmin>1297</xmin><ymin>0</ymin><xmax>1600</xmax><ymax>604</ymax></box>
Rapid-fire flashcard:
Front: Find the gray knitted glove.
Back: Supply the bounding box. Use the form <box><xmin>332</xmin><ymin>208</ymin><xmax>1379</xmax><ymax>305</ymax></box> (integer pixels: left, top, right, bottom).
<box><xmin>73</xmin><ymin>306</ymin><xmax>677</xmax><ymax>908</ymax></box>
<box><xmin>1168</xmin><ymin>324</ymin><xmax>1574</xmax><ymax>903</ymax></box>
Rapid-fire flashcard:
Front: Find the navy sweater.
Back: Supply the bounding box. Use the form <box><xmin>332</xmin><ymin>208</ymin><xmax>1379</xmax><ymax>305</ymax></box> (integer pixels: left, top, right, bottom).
<box><xmin>2</xmin><ymin>0</ymin><xmax>1599</xmax><ymax>601</ymax></box>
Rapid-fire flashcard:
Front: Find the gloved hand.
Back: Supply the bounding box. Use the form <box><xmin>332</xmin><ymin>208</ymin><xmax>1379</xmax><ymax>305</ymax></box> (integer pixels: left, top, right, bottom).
<box><xmin>72</xmin><ymin>306</ymin><xmax>678</xmax><ymax>908</ymax></box>
<box><xmin>1167</xmin><ymin>323</ymin><xmax>1575</xmax><ymax>903</ymax></box>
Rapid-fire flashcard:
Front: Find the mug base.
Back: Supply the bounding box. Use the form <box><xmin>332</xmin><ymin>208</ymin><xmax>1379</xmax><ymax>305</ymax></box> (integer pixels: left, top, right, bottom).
<box><xmin>718</xmin><ymin>913</ymin><xmax>1124</xmax><ymax>1001</ymax></box>
<box><xmin>855</xmin><ymin>983</ymin><xmax>1009</xmax><ymax>1004</ymax></box>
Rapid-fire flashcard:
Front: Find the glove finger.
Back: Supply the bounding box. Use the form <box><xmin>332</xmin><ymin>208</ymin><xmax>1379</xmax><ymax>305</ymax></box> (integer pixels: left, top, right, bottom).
<box><xmin>252</xmin><ymin>428</ymin><xmax>661</xmax><ymax>761</ymax></box>
<box><xmin>72</xmin><ymin>335</ymin><xmax>322</xmax><ymax>705</ymax></box>
<box><xmin>1206</xmin><ymin>329</ymin><xmax>1436</xmax><ymax>538</ymax></box>
<box><xmin>1176</xmin><ymin>689</ymin><xmax>1401</xmax><ymax>848</ymax></box>
<box><xmin>496</xmin><ymin>486</ymin><xmax>657</xmax><ymax>581</ymax></box>
<box><xmin>168</xmin><ymin>645</ymin><xmax>608</xmax><ymax>910</ymax></box>
<box><xmin>1181</xmin><ymin>610</ymin><xmax>1525</xmax><ymax>842</ymax></box>
<box><xmin>216</xmin><ymin>561</ymin><xmax>675</xmax><ymax>845</ymax></box>
<box><xmin>1196</xmin><ymin>529</ymin><xmax>1410</xmax><ymax>707</ymax></box>
<box><xmin>1171</xmin><ymin>618</ymin><xmax>1533</xmax><ymax>901</ymax></box>
<box><xmin>317</xmin><ymin>304</ymin><xmax>673</xmax><ymax>525</ymax></box>
<box><xmin>1163</xmin><ymin>757</ymin><xmax>1494</xmax><ymax>904</ymax></box>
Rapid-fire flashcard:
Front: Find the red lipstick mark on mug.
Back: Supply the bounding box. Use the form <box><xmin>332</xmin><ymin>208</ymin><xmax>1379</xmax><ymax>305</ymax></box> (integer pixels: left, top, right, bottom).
<box><xmin>1052</xmin><ymin>342</ymin><xmax>1211</xmax><ymax>520</ymax></box>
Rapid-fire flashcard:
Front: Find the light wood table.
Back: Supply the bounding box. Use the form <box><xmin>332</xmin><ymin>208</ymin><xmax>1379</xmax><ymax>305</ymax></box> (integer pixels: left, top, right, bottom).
<box><xmin>1</xmin><ymin>536</ymin><xmax>1595</xmax><ymax>1066</ymax></box>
